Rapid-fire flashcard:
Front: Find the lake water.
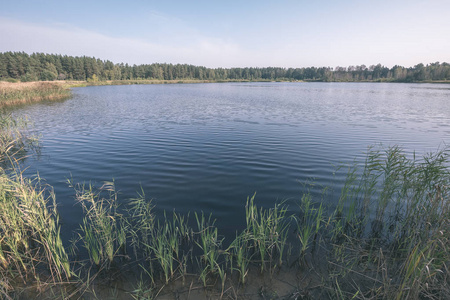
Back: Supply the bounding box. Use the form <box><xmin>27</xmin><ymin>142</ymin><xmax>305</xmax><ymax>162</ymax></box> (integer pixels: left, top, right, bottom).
<box><xmin>12</xmin><ymin>82</ymin><xmax>450</xmax><ymax>239</ymax></box>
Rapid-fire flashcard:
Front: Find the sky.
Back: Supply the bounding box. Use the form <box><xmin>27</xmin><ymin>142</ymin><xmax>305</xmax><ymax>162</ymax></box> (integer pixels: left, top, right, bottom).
<box><xmin>0</xmin><ymin>0</ymin><xmax>449</xmax><ymax>68</ymax></box>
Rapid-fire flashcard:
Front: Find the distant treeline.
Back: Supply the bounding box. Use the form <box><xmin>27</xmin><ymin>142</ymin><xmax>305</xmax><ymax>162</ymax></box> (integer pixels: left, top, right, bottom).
<box><xmin>1</xmin><ymin>51</ymin><xmax>449</xmax><ymax>82</ymax></box>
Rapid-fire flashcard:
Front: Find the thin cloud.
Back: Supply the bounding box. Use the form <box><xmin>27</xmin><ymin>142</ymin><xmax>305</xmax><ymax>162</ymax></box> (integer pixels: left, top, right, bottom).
<box><xmin>0</xmin><ymin>17</ymin><xmax>246</xmax><ymax>67</ymax></box>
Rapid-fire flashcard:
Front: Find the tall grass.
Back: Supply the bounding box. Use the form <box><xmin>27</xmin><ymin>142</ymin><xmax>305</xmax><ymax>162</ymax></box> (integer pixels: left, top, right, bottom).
<box><xmin>147</xmin><ymin>211</ymin><xmax>192</xmax><ymax>284</ymax></box>
<box><xmin>326</xmin><ymin>146</ymin><xmax>450</xmax><ymax>299</ymax></box>
<box><xmin>295</xmin><ymin>192</ymin><xmax>324</xmax><ymax>261</ymax></box>
<box><xmin>0</xmin><ymin>171</ymin><xmax>71</xmax><ymax>278</ymax></box>
<box><xmin>69</xmin><ymin>181</ymin><xmax>128</xmax><ymax>268</ymax></box>
<box><xmin>0</xmin><ymin>113</ymin><xmax>39</xmax><ymax>167</ymax></box>
<box><xmin>195</xmin><ymin>212</ymin><xmax>223</xmax><ymax>287</ymax></box>
<box><xmin>243</xmin><ymin>194</ymin><xmax>290</xmax><ymax>272</ymax></box>
<box><xmin>0</xmin><ymin>82</ymin><xmax>71</xmax><ymax>107</ymax></box>
<box><xmin>0</xmin><ymin>114</ymin><xmax>71</xmax><ymax>299</ymax></box>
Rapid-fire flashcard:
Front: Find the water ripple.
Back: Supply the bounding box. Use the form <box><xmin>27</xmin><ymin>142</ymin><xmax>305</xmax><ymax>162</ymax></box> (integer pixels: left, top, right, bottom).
<box><xmin>12</xmin><ymin>82</ymin><xmax>450</xmax><ymax>237</ymax></box>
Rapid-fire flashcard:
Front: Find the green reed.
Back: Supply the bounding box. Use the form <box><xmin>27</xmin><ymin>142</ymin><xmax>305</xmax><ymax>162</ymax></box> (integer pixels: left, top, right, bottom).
<box><xmin>294</xmin><ymin>192</ymin><xmax>324</xmax><ymax>260</ymax></box>
<box><xmin>127</xmin><ymin>189</ymin><xmax>155</xmax><ymax>259</ymax></box>
<box><xmin>128</xmin><ymin>190</ymin><xmax>192</xmax><ymax>286</ymax></box>
<box><xmin>227</xmin><ymin>232</ymin><xmax>250</xmax><ymax>284</ymax></box>
<box><xmin>244</xmin><ymin>194</ymin><xmax>290</xmax><ymax>272</ymax></box>
<box><xmin>149</xmin><ymin>221</ymin><xmax>177</xmax><ymax>284</ymax></box>
<box><xmin>148</xmin><ymin>211</ymin><xmax>191</xmax><ymax>284</ymax></box>
<box><xmin>0</xmin><ymin>114</ymin><xmax>71</xmax><ymax>299</ymax></box>
<box><xmin>195</xmin><ymin>212</ymin><xmax>223</xmax><ymax>287</ymax></box>
<box><xmin>326</xmin><ymin>146</ymin><xmax>450</xmax><ymax>299</ymax></box>
<box><xmin>69</xmin><ymin>181</ymin><xmax>128</xmax><ymax>268</ymax></box>
<box><xmin>0</xmin><ymin>170</ymin><xmax>72</xmax><ymax>294</ymax></box>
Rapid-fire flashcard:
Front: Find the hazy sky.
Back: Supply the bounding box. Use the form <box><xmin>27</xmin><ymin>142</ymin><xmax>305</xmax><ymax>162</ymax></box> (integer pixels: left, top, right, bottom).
<box><xmin>1</xmin><ymin>0</ymin><xmax>449</xmax><ymax>68</ymax></box>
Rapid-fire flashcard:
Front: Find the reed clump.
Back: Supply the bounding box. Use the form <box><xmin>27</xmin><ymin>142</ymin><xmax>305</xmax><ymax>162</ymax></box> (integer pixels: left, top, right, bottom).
<box><xmin>69</xmin><ymin>181</ymin><xmax>128</xmax><ymax>268</ymax></box>
<box><xmin>1</xmin><ymin>114</ymin><xmax>449</xmax><ymax>300</ymax></box>
<box><xmin>0</xmin><ymin>82</ymin><xmax>71</xmax><ymax>107</ymax></box>
<box><xmin>0</xmin><ymin>114</ymin><xmax>71</xmax><ymax>299</ymax></box>
<box><xmin>0</xmin><ymin>113</ymin><xmax>39</xmax><ymax>166</ymax></box>
<box><xmin>323</xmin><ymin>146</ymin><xmax>450</xmax><ymax>299</ymax></box>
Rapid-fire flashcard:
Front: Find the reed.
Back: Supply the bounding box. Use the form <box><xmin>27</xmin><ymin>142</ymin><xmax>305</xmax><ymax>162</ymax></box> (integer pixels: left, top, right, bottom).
<box><xmin>69</xmin><ymin>180</ymin><xmax>128</xmax><ymax>268</ymax></box>
<box><xmin>227</xmin><ymin>232</ymin><xmax>250</xmax><ymax>284</ymax></box>
<box><xmin>195</xmin><ymin>212</ymin><xmax>223</xmax><ymax>287</ymax></box>
<box><xmin>127</xmin><ymin>190</ymin><xmax>155</xmax><ymax>259</ymax></box>
<box><xmin>0</xmin><ymin>169</ymin><xmax>72</xmax><ymax>293</ymax></box>
<box><xmin>128</xmin><ymin>193</ymin><xmax>192</xmax><ymax>285</ymax></box>
<box><xmin>0</xmin><ymin>113</ymin><xmax>39</xmax><ymax>167</ymax></box>
<box><xmin>244</xmin><ymin>194</ymin><xmax>290</xmax><ymax>272</ymax></box>
<box><xmin>148</xmin><ymin>211</ymin><xmax>190</xmax><ymax>284</ymax></box>
<box><xmin>0</xmin><ymin>114</ymin><xmax>72</xmax><ymax>298</ymax></box>
<box><xmin>294</xmin><ymin>192</ymin><xmax>324</xmax><ymax>260</ymax></box>
<box><xmin>149</xmin><ymin>220</ymin><xmax>177</xmax><ymax>284</ymax></box>
<box><xmin>326</xmin><ymin>146</ymin><xmax>450</xmax><ymax>299</ymax></box>
<box><xmin>0</xmin><ymin>82</ymin><xmax>71</xmax><ymax>107</ymax></box>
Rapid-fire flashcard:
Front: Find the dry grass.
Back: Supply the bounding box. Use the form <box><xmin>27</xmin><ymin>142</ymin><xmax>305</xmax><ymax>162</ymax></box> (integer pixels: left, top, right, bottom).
<box><xmin>0</xmin><ymin>81</ymin><xmax>82</xmax><ymax>90</ymax></box>
<box><xmin>0</xmin><ymin>81</ymin><xmax>72</xmax><ymax>107</ymax></box>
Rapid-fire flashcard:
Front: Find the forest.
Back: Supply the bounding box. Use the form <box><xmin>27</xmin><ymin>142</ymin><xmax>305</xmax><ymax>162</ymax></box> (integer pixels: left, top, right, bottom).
<box><xmin>0</xmin><ymin>51</ymin><xmax>449</xmax><ymax>83</ymax></box>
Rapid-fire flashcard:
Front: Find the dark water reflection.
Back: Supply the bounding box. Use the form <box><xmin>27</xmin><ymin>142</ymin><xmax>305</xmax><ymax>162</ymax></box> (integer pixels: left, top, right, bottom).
<box><xmin>12</xmin><ymin>82</ymin><xmax>450</xmax><ymax>239</ymax></box>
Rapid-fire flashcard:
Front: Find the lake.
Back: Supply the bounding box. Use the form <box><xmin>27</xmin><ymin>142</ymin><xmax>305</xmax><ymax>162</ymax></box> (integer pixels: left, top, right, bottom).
<box><xmin>12</xmin><ymin>82</ymin><xmax>450</xmax><ymax>239</ymax></box>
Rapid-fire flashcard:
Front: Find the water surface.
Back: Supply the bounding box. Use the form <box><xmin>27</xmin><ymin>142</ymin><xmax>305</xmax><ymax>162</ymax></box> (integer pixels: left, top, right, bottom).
<box><xmin>13</xmin><ymin>82</ymin><xmax>450</xmax><ymax>238</ymax></box>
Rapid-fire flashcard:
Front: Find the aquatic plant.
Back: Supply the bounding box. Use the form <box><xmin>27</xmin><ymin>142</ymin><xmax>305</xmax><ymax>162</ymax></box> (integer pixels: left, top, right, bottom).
<box><xmin>69</xmin><ymin>180</ymin><xmax>128</xmax><ymax>268</ymax></box>
<box><xmin>195</xmin><ymin>212</ymin><xmax>223</xmax><ymax>287</ymax></box>
<box><xmin>294</xmin><ymin>192</ymin><xmax>324</xmax><ymax>260</ymax></box>
<box><xmin>0</xmin><ymin>113</ymin><xmax>39</xmax><ymax>167</ymax></box>
<box><xmin>148</xmin><ymin>211</ymin><xmax>191</xmax><ymax>284</ymax></box>
<box><xmin>227</xmin><ymin>232</ymin><xmax>250</xmax><ymax>284</ymax></box>
<box><xmin>326</xmin><ymin>146</ymin><xmax>450</xmax><ymax>299</ymax></box>
<box><xmin>244</xmin><ymin>194</ymin><xmax>290</xmax><ymax>272</ymax></box>
<box><xmin>0</xmin><ymin>114</ymin><xmax>71</xmax><ymax>298</ymax></box>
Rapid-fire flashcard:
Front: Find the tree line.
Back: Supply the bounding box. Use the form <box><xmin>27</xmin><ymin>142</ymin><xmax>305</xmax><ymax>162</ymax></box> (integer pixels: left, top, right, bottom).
<box><xmin>1</xmin><ymin>51</ymin><xmax>448</xmax><ymax>82</ymax></box>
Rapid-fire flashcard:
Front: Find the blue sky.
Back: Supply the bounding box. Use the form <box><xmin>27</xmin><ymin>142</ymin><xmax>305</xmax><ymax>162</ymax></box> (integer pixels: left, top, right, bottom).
<box><xmin>1</xmin><ymin>0</ymin><xmax>449</xmax><ymax>68</ymax></box>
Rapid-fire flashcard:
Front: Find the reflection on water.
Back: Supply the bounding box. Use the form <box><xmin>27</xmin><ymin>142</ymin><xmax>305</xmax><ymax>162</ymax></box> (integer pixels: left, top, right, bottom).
<box><xmin>12</xmin><ymin>82</ymin><xmax>450</xmax><ymax>238</ymax></box>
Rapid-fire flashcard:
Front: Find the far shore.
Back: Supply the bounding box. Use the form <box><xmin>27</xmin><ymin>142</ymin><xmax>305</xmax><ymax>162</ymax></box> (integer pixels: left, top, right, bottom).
<box><xmin>1</xmin><ymin>79</ymin><xmax>449</xmax><ymax>108</ymax></box>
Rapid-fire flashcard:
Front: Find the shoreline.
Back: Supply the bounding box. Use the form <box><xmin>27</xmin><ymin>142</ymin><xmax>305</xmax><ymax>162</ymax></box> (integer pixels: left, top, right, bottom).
<box><xmin>1</xmin><ymin>79</ymin><xmax>449</xmax><ymax>108</ymax></box>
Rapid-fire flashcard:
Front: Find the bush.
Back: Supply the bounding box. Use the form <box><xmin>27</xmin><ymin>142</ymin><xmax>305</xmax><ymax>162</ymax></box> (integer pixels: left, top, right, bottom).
<box><xmin>20</xmin><ymin>73</ymin><xmax>38</xmax><ymax>82</ymax></box>
<box><xmin>2</xmin><ymin>78</ymin><xmax>18</xmax><ymax>83</ymax></box>
<box><xmin>40</xmin><ymin>70</ymin><xmax>57</xmax><ymax>81</ymax></box>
